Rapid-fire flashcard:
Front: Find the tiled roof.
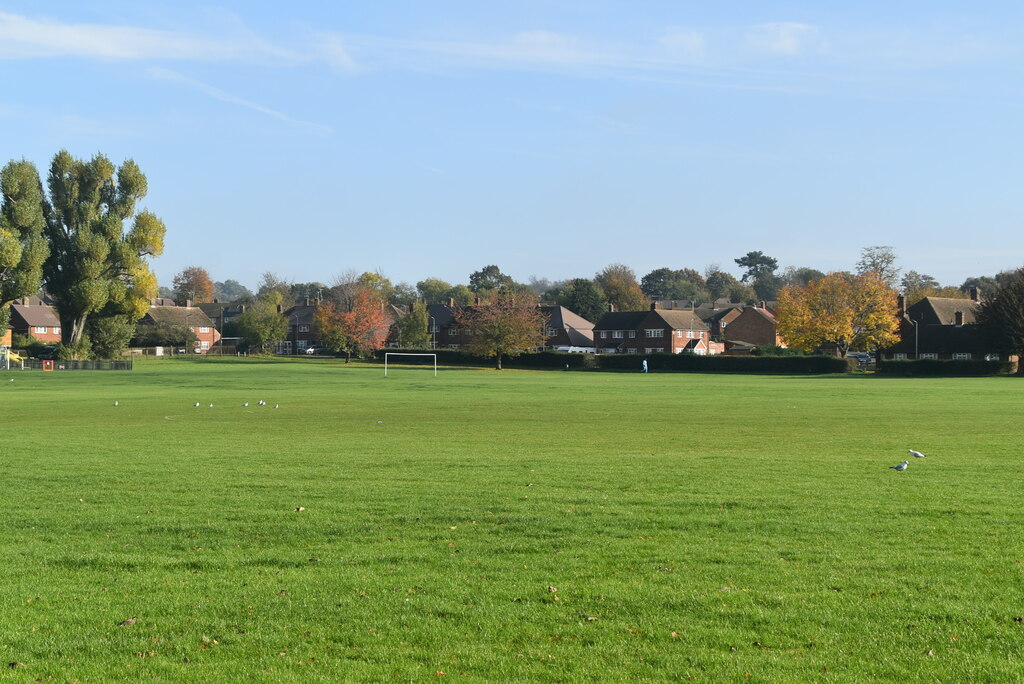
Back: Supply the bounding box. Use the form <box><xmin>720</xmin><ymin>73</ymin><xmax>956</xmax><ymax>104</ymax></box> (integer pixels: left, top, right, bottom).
<box><xmin>593</xmin><ymin>311</ymin><xmax>649</xmax><ymax>330</ymax></box>
<box><xmin>653</xmin><ymin>309</ymin><xmax>710</xmax><ymax>331</ymax></box>
<box><xmin>541</xmin><ymin>305</ymin><xmax>595</xmax><ymax>330</ymax></box>
<box><xmin>911</xmin><ymin>297</ymin><xmax>979</xmax><ymax>326</ymax></box>
<box><xmin>142</xmin><ymin>306</ymin><xmax>216</xmax><ymax>328</ymax></box>
<box><xmin>10</xmin><ymin>303</ymin><xmax>60</xmax><ymax>327</ymax></box>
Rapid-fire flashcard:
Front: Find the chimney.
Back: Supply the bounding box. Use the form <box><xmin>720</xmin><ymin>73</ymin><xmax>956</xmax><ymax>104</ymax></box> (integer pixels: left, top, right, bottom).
<box><xmin>608</xmin><ymin>303</ymin><xmax>616</xmax><ymax>313</ymax></box>
<box><xmin>305</xmin><ymin>297</ymin><xmax>311</xmax><ymax>306</ymax></box>
<box><xmin>185</xmin><ymin>299</ymin><xmax>192</xmax><ymax>308</ymax></box>
<box><xmin>448</xmin><ymin>298</ymin><xmax>455</xmax><ymax>307</ymax></box>
<box><xmin>955</xmin><ymin>310</ymin><xmax>964</xmax><ymax>327</ymax></box>
<box><xmin>970</xmin><ymin>286</ymin><xmax>980</xmax><ymax>302</ymax></box>
<box><xmin>759</xmin><ymin>301</ymin><xmax>766</xmax><ymax>309</ymax></box>
<box><xmin>897</xmin><ymin>294</ymin><xmax>906</xmax><ymax>317</ymax></box>
<box><xmin>650</xmin><ymin>302</ymin><xmax>658</xmax><ymax>311</ymax></box>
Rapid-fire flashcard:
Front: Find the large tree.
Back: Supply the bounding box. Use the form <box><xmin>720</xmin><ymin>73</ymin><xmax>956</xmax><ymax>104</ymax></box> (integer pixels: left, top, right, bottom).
<box><xmin>640</xmin><ymin>267</ymin><xmax>708</xmax><ymax>302</ymax></box>
<box><xmin>454</xmin><ymin>292</ymin><xmax>547</xmax><ymax>370</ymax></box>
<box><xmin>172</xmin><ymin>265</ymin><xmax>214</xmax><ymax>305</ymax></box>
<box><xmin>775</xmin><ymin>272</ymin><xmax>899</xmax><ymax>356</ymax></box>
<box><xmin>978</xmin><ymin>267</ymin><xmax>1024</xmax><ymax>374</ymax></box>
<box><xmin>595</xmin><ymin>264</ymin><xmax>647</xmax><ymax>311</ymax></box>
<box><xmin>556</xmin><ymin>278</ymin><xmax>608</xmax><ymax>323</ymax></box>
<box><xmin>213</xmin><ymin>279</ymin><xmax>254</xmax><ymax>302</ymax></box>
<box><xmin>0</xmin><ymin>160</ymin><xmax>49</xmax><ymax>333</ymax></box>
<box><xmin>469</xmin><ymin>264</ymin><xmax>514</xmax><ymax>293</ymax></box>
<box><xmin>393</xmin><ymin>299</ymin><xmax>430</xmax><ymax>348</ymax></box>
<box><xmin>705</xmin><ymin>266</ymin><xmax>756</xmax><ymax>303</ymax></box>
<box><xmin>315</xmin><ymin>288</ymin><xmax>390</xmax><ymax>361</ymax></box>
<box><xmin>43</xmin><ymin>150</ymin><xmax>165</xmax><ymax>353</ymax></box>
<box><xmin>236</xmin><ymin>292</ymin><xmax>287</xmax><ymax>353</ymax></box>
<box><xmin>856</xmin><ymin>246</ymin><xmax>900</xmax><ymax>287</ymax></box>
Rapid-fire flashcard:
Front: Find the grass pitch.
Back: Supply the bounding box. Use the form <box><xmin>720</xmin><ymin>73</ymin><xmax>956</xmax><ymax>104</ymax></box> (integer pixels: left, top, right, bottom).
<box><xmin>2</xmin><ymin>358</ymin><xmax>1023</xmax><ymax>681</ymax></box>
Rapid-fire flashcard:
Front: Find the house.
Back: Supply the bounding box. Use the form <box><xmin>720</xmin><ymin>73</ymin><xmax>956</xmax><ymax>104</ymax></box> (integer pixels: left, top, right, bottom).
<box><xmin>425</xmin><ymin>300</ymin><xmax>596</xmax><ymax>351</ymax></box>
<box><xmin>137</xmin><ymin>303</ymin><xmax>221</xmax><ymax>353</ymax></box>
<box><xmin>721</xmin><ymin>303</ymin><xmax>784</xmax><ymax>351</ymax></box>
<box><xmin>593</xmin><ymin>304</ymin><xmax>714</xmax><ymax>354</ymax></box>
<box><xmin>197</xmin><ymin>300</ymin><xmax>247</xmax><ymax>335</ymax></box>
<box><xmin>8</xmin><ymin>298</ymin><xmax>62</xmax><ymax>343</ymax></box>
<box><xmin>881</xmin><ymin>289</ymin><xmax>1011</xmax><ymax>362</ymax></box>
<box><xmin>694</xmin><ymin>301</ymin><xmax>746</xmax><ymax>341</ymax></box>
<box><xmin>280</xmin><ymin>300</ymin><xmax>321</xmax><ymax>354</ymax></box>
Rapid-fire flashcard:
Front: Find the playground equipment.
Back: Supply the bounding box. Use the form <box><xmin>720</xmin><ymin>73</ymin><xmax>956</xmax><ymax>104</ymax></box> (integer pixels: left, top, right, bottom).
<box><xmin>1</xmin><ymin>347</ymin><xmax>25</xmax><ymax>370</ymax></box>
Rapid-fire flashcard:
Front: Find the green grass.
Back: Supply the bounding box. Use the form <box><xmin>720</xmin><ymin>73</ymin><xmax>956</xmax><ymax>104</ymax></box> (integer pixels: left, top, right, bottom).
<box><xmin>2</xmin><ymin>358</ymin><xmax>1023</xmax><ymax>681</ymax></box>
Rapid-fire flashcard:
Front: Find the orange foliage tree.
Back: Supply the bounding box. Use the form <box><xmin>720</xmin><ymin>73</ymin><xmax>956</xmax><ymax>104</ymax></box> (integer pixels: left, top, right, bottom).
<box><xmin>314</xmin><ymin>288</ymin><xmax>390</xmax><ymax>362</ymax></box>
<box><xmin>775</xmin><ymin>271</ymin><xmax>899</xmax><ymax>356</ymax></box>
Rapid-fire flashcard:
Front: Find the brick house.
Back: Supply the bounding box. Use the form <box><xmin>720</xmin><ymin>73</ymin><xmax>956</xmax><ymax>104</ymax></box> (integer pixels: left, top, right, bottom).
<box><xmin>281</xmin><ymin>300</ymin><xmax>320</xmax><ymax>354</ymax></box>
<box><xmin>593</xmin><ymin>304</ymin><xmax>714</xmax><ymax>354</ymax></box>
<box><xmin>8</xmin><ymin>298</ymin><xmax>62</xmax><ymax>343</ymax></box>
<box><xmin>881</xmin><ymin>289</ymin><xmax>1012</xmax><ymax>362</ymax></box>
<box><xmin>137</xmin><ymin>303</ymin><xmax>221</xmax><ymax>353</ymax></box>
<box><xmin>721</xmin><ymin>304</ymin><xmax>784</xmax><ymax>351</ymax></box>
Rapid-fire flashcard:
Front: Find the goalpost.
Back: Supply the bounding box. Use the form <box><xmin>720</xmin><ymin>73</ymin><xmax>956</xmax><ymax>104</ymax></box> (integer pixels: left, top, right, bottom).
<box><xmin>384</xmin><ymin>352</ymin><xmax>437</xmax><ymax>377</ymax></box>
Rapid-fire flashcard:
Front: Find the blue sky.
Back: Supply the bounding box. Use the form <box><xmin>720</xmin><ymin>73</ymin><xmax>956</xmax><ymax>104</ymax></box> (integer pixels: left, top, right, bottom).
<box><xmin>3</xmin><ymin>1</ymin><xmax>1023</xmax><ymax>291</ymax></box>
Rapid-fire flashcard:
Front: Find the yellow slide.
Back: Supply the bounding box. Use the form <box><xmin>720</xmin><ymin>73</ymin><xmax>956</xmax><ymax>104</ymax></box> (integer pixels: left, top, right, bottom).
<box><xmin>6</xmin><ymin>351</ymin><xmax>22</xmax><ymax>362</ymax></box>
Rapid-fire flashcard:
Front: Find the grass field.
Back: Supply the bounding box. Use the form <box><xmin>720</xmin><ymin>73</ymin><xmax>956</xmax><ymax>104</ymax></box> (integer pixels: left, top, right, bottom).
<box><xmin>2</xmin><ymin>357</ymin><xmax>1023</xmax><ymax>681</ymax></box>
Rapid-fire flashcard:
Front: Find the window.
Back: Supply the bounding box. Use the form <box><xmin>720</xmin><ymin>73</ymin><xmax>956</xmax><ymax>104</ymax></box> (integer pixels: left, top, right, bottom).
<box><xmin>199</xmin><ymin>326</ymin><xmax>210</xmax><ymax>333</ymax></box>
<box><xmin>676</xmin><ymin>331</ymin><xmax>683</xmax><ymax>338</ymax></box>
<box><xmin>599</xmin><ymin>331</ymin><xmax>607</xmax><ymax>339</ymax></box>
<box><xmin>447</xmin><ymin>328</ymin><xmax>458</xmax><ymax>336</ymax></box>
<box><xmin>612</xmin><ymin>330</ymin><xmax>624</xmax><ymax>339</ymax></box>
<box><xmin>34</xmin><ymin>326</ymin><xmax>46</xmax><ymax>334</ymax></box>
<box><xmin>919</xmin><ymin>353</ymin><xmax>938</xmax><ymax>360</ymax></box>
<box><xmin>644</xmin><ymin>329</ymin><xmax>663</xmax><ymax>338</ymax></box>
<box><xmin>628</xmin><ymin>330</ymin><xmax>636</xmax><ymax>338</ymax></box>
<box><xmin>297</xmin><ymin>340</ymin><xmax>309</xmax><ymax>351</ymax></box>
<box><xmin>200</xmin><ymin>341</ymin><xmax>210</xmax><ymax>350</ymax></box>
<box><xmin>893</xmin><ymin>353</ymin><xmax>907</xmax><ymax>360</ymax></box>
<box><xmin>54</xmin><ymin>327</ymin><xmax>60</xmax><ymax>334</ymax></box>
<box><xmin>447</xmin><ymin>344</ymin><xmax>460</xmax><ymax>349</ymax></box>
<box><xmin>627</xmin><ymin>348</ymin><xmax>637</xmax><ymax>354</ymax></box>
<box><xmin>953</xmin><ymin>352</ymin><xmax>972</xmax><ymax>360</ymax></box>
<box><xmin>686</xmin><ymin>330</ymin><xmax>694</xmax><ymax>339</ymax></box>
<box><xmin>299</xmin><ymin>324</ymin><xmax>309</xmax><ymax>333</ymax></box>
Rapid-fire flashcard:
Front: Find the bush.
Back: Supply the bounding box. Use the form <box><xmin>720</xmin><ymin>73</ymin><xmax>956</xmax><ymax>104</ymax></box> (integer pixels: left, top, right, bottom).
<box><xmin>876</xmin><ymin>359</ymin><xmax>1012</xmax><ymax>376</ymax></box>
<box><xmin>597</xmin><ymin>352</ymin><xmax>848</xmax><ymax>374</ymax></box>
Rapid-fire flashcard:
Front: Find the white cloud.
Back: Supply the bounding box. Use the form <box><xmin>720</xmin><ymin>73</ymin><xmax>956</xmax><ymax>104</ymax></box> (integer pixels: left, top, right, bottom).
<box><xmin>745</xmin><ymin>22</ymin><xmax>825</xmax><ymax>57</ymax></box>
<box><xmin>148</xmin><ymin>67</ymin><xmax>332</xmax><ymax>133</ymax></box>
<box><xmin>0</xmin><ymin>11</ymin><xmax>290</xmax><ymax>62</ymax></box>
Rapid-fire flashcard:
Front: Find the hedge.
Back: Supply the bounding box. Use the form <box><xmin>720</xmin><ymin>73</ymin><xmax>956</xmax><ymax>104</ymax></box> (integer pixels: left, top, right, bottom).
<box><xmin>875</xmin><ymin>359</ymin><xmax>1013</xmax><ymax>376</ymax></box>
<box><xmin>377</xmin><ymin>349</ymin><xmax>845</xmax><ymax>373</ymax></box>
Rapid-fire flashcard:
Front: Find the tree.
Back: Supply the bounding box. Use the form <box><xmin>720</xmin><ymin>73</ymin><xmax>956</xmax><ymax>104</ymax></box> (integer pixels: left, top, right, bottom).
<box><xmin>393</xmin><ymin>300</ymin><xmax>430</xmax><ymax>348</ymax></box>
<box><xmin>978</xmin><ymin>267</ymin><xmax>1024</xmax><ymax>374</ymax></box>
<box><xmin>556</xmin><ymin>278</ymin><xmax>608</xmax><ymax>323</ymax></box>
<box><xmin>775</xmin><ymin>272</ymin><xmax>899</xmax><ymax>356</ymax></box>
<box><xmin>640</xmin><ymin>267</ymin><xmax>707</xmax><ymax>302</ymax></box>
<box><xmin>42</xmin><ymin>150</ymin><xmax>165</xmax><ymax>354</ymax></box>
<box><xmin>779</xmin><ymin>266</ymin><xmax>825</xmax><ymax>288</ymax></box>
<box><xmin>417</xmin><ymin>278</ymin><xmax>455</xmax><ymax>304</ymax></box>
<box><xmin>734</xmin><ymin>251</ymin><xmax>778</xmax><ymax>283</ymax></box>
<box><xmin>0</xmin><ymin>160</ymin><xmax>49</xmax><ymax>334</ymax></box>
<box><xmin>213</xmin><ymin>279</ymin><xmax>254</xmax><ymax>302</ymax></box>
<box><xmin>469</xmin><ymin>264</ymin><xmax>514</xmax><ymax>293</ymax></box>
<box><xmin>257</xmin><ymin>272</ymin><xmax>291</xmax><ymax>298</ymax></box>
<box><xmin>172</xmin><ymin>265</ymin><xmax>214</xmax><ymax>305</ymax></box>
<box><xmin>237</xmin><ymin>292</ymin><xmax>287</xmax><ymax>353</ymax></box>
<box><xmin>856</xmin><ymin>246</ymin><xmax>900</xmax><ymax>287</ymax></box>
<box><xmin>455</xmin><ymin>291</ymin><xmax>547</xmax><ymax>369</ymax></box>
<box><xmin>315</xmin><ymin>288</ymin><xmax>390</xmax><ymax>361</ymax></box>
<box><xmin>595</xmin><ymin>264</ymin><xmax>647</xmax><ymax>311</ymax></box>
<box><xmin>133</xmin><ymin>321</ymin><xmax>197</xmax><ymax>347</ymax></box>
<box><xmin>705</xmin><ymin>266</ymin><xmax>756</xmax><ymax>303</ymax></box>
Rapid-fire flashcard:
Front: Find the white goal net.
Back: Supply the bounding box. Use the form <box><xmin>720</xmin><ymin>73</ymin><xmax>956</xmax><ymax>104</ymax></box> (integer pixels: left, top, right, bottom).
<box><xmin>384</xmin><ymin>352</ymin><xmax>437</xmax><ymax>377</ymax></box>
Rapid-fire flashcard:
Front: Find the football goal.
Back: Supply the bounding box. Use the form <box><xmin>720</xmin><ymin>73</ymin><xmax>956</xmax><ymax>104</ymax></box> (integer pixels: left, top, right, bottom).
<box><xmin>384</xmin><ymin>352</ymin><xmax>437</xmax><ymax>377</ymax></box>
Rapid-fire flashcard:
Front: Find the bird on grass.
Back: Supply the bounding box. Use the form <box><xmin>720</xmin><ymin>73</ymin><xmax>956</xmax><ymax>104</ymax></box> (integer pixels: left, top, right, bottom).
<box><xmin>193</xmin><ymin>402</ymin><xmax>200</xmax><ymax>407</ymax></box>
<box><xmin>113</xmin><ymin>401</ymin><xmax>118</xmax><ymax>406</ymax></box>
<box><xmin>273</xmin><ymin>404</ymin><xmax>279</xmax><ymax>409</ymax></box>
<box><xmin>909</xmin><ymin>449</ymin><xmax>927</xmax><ymax>458</ymax></box>
<box><xmin>890</xmin><ymin>460</ymin><xmax>909</xmax><ymax>472</ymax></box>
<box><xmin>208</xmin><ymin>404</ymin><xmax>214</xmax><ymax>408</ymax></box>
<box><xmin>258</xmin><ymin>400</ymin><xmax>265</xmax><ymax>406</ymax></box>
<box><xmin>243</xmin><ymin>402</ymin><xmax>249</xmax><ymax>407</ymax></box>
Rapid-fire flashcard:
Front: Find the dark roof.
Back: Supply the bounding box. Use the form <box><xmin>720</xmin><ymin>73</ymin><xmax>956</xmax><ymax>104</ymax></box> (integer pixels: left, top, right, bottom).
<box><xmin>282</xmin><ymin>304</ymin><xmax>319</xmax><ymax>326</ymax></box>
<box><xmin>887</xmin><ymin>320</ymin><xmax>992</xmax><ymax>355</ymax></box>
<box><xmin>142</xmin><ymin>306</ymin><xmax>216</xmax><ymax>328</ymax></box>
<box><xmin>10</xmin><ymin>303</ymin><xmax>60</xmax><ymax>327</ymax></box>
<box><xmin>541</xmin><ymin>305</ymin><xmax>595</xmax><ymax>330</ymax></box>
<box><xmin>593</xmin><ymin>311</ymin><xmax>649</xmax><ymax>330</ymax></box>
<box><xmin>197</xmin><ymin>302</ymin><xmax>246</xmax><ymax>321</ymax></box>
<box><xmin>564</xmin><ymin>327</ymin><xmax>595</xmax><ymax>346</ymax></box>
<box><xmin>652</xmin><ymin>309</ymin><xmax>710</xmax><ymax>331</ymax></box>
<box><xmin>909</xmin><ymin>297</ymin><xmax>979</xmax><ymax>326</ymax></box>
<box><xmin>426</xmin><ymin>304</ymin><xmax>457</xmax><ymax>326</ymax></box>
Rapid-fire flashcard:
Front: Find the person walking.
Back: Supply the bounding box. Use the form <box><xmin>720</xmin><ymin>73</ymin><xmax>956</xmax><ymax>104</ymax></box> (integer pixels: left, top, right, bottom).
<box><xmin>642</xmin><ymin>359</ymin><xmax>648</xmax><ymax>373</ymax></box>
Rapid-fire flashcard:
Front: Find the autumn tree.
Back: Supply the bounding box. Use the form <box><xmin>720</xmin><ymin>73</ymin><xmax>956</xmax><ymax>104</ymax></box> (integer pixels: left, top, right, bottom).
<box><xmin>0</xmin><ymin>160</ymin><xmax>49</xmax><ymax>333</ymax></box>
<box><xmin>595</xmin><ymin>264</ymin><xmax>647</xmax><ymax>311</ymax></box>
<box><xmin>42</xmin><ymin>150</ymin><xmax>165</xmax><ymax>355</ymax></box>
<box><xmin>454</xmin><ymin>291</ymin><xmax>547</xmax><ymax>370</ymax></box>
<box><xmin>315</xmin><ymin>288</ymin><xmax>390</xmax><ymax>362</ymax></box>
<box><xmin>775</xmin><ymin>271</ymin><xmax>899</xmax><ymax>356</ymax></box>
<box><xmin>978</xmin><ymin>267</ymin><xmax>1024</xmax><ymax>374</ymax></box>
<box><xmin>172</xmin><ymin>265</ymin><xmax>214</xmax><ymax>305</ymax></box>
<box><xmin>555</xmin><ymin>278</ymin><xmax>608</xmax><ymax>323</ymax></box>
<box><xmin>236</xmin><ymin>292</ymin><xmax>287</xmax><ymax>353</ymax></box>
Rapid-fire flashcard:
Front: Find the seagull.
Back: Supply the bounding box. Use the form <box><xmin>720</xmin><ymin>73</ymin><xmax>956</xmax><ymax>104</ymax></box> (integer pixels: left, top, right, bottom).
<box><xmin>890</xmin><ymin>460</ymin><xmax>909</xmax><ymax>472</ymax></box>
<box><xmin>113</xmin><ymin>401</ymin><xmax>118</xmax><ymax>406</ymax></box>
<box><xmin>274</xmin><ymin>404</ymin><xmax>279</xmax><ymax>409</ymax></box>
<box><xmin>193</xmin><ymin>402</ymin><xmax>200</xmax><ymax>407</ymax></box>
<box><xmin>258</xmin><ymin>400</ymin><xmax>265</xmax><ymax>406</ymax></box>
<box><xmin>208</xmin><ymin>404</ymin><xmax>214</xmax><ymax>408</ymax></box>
<box><xmin>908</xmin><ymin>449</ymin><xmax>927</xmax><ymax>458</ymax></box>
<box><xmin>243</xmin><ymin>402</ymin><xmax>249</xmax><ymax>407</ymax></box>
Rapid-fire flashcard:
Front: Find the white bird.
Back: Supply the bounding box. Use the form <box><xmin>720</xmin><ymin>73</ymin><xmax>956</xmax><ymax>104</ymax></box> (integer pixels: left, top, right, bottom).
<box><xmin>273</xmin><ymin>404</ymin><xmax>279</xmax><ymax>409</ymax></box>
<box><xmin>908</xmin><ymin>449</ymin><xmax>927</xmax><ymax>458</ymax></box>
<box><xmin>113</xmin><ymin>401</ymin><xmax>118</xmax><ymax>406</ymax></box>
<box><xmin>193</xmin><ymin>402</ymin><xmax>200</xmax><ymax>407</ymax></box>
<box><xmin>258</xmin><ymin>400</ymin><xmax>265</xmax><ymax>406</ymax></box>
<box><xmin>243</xmin><ymin>402</ymin><xmax>249</xmax><ymax>407</ymax></box>
<box><xmin>890</xmin><ymin>460</ymin><xmax>909</xmax><ymax>471</ymax></box>
<box><xmin>208</xmin><ymin>404</ymin><xmax>214</xmax><ymax>408</ymax></box>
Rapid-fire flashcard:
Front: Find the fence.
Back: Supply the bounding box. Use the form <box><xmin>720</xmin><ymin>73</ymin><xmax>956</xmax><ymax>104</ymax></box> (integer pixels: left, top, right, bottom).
<box><xmin>18</xmin><ymin>359</ymin><xmax>133</xmax><ymax>371</ymax></box>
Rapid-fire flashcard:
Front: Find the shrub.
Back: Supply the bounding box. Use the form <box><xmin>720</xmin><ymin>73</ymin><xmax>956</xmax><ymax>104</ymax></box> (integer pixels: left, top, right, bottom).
<box><xmin>876</xmin><ymin>359</ymin><xmax>1012</xmax><ymax>376</ymax></box>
